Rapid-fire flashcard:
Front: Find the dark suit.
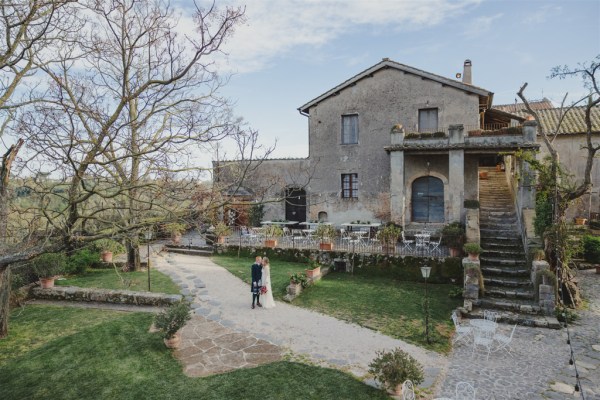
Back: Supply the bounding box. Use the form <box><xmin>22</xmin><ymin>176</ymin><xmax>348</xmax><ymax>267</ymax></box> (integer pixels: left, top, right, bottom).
<box><xmin>251</xmin><ymin>262</ymin><xmax>262</xmax><ymax>305</ymax></box>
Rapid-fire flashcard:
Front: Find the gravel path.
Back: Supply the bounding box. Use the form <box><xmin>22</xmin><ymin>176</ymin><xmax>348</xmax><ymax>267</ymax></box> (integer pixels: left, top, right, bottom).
<box><xmin>153</xmin><ymin>251</ymin><xmax>446</xmax><ymax>390</ymax></box>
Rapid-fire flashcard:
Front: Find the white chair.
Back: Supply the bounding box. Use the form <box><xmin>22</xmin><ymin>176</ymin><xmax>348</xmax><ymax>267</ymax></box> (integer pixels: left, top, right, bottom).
<box><xmin>429</xmin><ymin>235</ymin><xmax>442</xmax><ymax>253</ymax></box>
<box><xmin>451</xmin><ymin>312</ymin><xmax>473</xmax><ymax>344</ymax></box>
<box><xmin>455</xmin><ymin>381</ymin><xmax>476</xmax><ymax>400</ymax></box>
<box><xmin>472</xmin><ymin>327</ymin><xmax>494</xmax><ymax>360</ymax></box>
<box><xmin>483</xmin><ymin>310</ymin><xmax>499</xmax><ymax>323</ymax></box>
<box><xmin>493</xmin><ymin>324</ymin><xmax>517</xmax><ymax>356</ymax></box>
<box><xmin>402</xmin><ymin>380</ymin><xmax>415</xmax><ymax>400</ymax></box>
<box><xmin>401</xmin><ymin>231</ymin><xmax>414</xmax><ymax>251</ymax></box>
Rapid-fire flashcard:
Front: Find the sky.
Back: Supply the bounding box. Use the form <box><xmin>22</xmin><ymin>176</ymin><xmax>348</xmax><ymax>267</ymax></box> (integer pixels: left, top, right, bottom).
<box><xmin>201</xmin><ymin>0</ymin><xmax>600</xmax><ymax>159</ymax></box>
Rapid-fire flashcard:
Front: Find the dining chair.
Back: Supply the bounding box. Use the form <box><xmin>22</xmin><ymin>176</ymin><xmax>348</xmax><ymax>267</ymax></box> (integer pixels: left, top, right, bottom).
<box><xmin>429</xmin><ymin>235</ymin><xmax>442</xmax><ymax>253</ymax></box>
<box><xmin>493</xmin><ymin>324</ymin><xmax>517</xmax><ymax>356</ymax></box>
<box><xmin>472</xmin><ymin>327</ymin><xmax>494</xmax><ymax>360</ymax></box>
<box><xmin>451</xmin><ymin>312</ymin><xmax>472</xmax><ymax>344</ymax></box>
<box><xmin>401</xmin><ymin>231</ymin><xmax>414</xmax><ymax>251</ymax></box>
<box><xmin>483</xmin><ymin>310</ymin><xmax>499</xmax><ymax>323</ymax></box>
<box><xmin>401</xmin><ymin>380</ymin><xmax>415</xmax><ymax>400</ymax></box>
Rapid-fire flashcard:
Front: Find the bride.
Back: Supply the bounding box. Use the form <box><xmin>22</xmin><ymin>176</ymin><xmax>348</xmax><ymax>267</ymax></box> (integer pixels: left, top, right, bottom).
<box><xmin>260</xmin><ymin>257</ymin><xmax>276</xmax><ymax>309</ymax></box>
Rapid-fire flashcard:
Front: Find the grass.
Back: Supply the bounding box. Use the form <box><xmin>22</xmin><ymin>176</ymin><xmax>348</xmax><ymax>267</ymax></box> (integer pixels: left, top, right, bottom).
<box><xmin>0</xmin><ymin>305</ymin><xmax>388</xmax><ymax>400</ymax></box>
<box><xmin>212</xmin><ymin>255</ymin><xmax>461</xmax><ymax>353</ymax></box>
<box><xmin>55</xmin><ymin>268</ymin><xmax>181</xmax><ymax>294</ymax></box>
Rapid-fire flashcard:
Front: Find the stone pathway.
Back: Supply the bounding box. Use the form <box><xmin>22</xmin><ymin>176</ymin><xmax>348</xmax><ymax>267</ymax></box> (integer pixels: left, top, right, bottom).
<box><xmin>152</xmin><ymin>250</ymin><xmax>444</xmax><ymax>390</ymax></box>
<box><xmin>438</xmin><ymin>269</ymin><xmax>600</xmax><ymax>400</ymax></box>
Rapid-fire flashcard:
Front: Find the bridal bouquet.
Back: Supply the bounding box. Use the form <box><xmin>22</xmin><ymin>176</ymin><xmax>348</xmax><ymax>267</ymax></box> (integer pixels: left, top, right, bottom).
<box><xmin>260</xmin><ymin>286</ymin><xmax>268</xmax><ymax>294</ymax></box>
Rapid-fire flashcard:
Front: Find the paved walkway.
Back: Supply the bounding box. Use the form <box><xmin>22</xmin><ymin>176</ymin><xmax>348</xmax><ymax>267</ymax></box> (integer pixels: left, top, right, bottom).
<box><xmin>152</xmin><ymin>251</ymin><xmax>444</xmax><ymax>390</ymax></box>
<box><xmin>152</xmin><ymin>242</ymin><xmax>600</xmax><ymax>399</ymax></box>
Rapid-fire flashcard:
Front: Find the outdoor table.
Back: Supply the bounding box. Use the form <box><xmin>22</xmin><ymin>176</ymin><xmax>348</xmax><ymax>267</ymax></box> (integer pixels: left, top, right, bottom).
<box><xmin>414</xmin><ymin>233</ymin><xmax>430</xmax><ymax>248</ymax></box>
<box><xmin>469</xmin><ymin>318</ymin><xmax>497</xmax><ymax>333</ymax></box>
<box><xmin>261</xmin><ymin>220</ymin><xmax>298</xmax><ymax>226</ymax></box>
<box><xmin>299</xmin><ymin>222</ymin><xmax>331</xmax><ymax>229</ymax></box>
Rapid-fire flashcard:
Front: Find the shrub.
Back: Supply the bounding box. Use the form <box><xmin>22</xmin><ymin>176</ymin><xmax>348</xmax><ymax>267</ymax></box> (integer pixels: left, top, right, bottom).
<box><xmin>531</xmin><ymin>248</ymin><xmax>545</xmax><ymax>261</ymax></box>
<box><xmin>31</xmin><ymin>252</ymin><xmax>68</xmax><ymax>278</ymax></box>
<box><xmin>463</xmin><ymin>199</ymin><xmax>480</xmax><ymax>209</ymax></box>
<box><xmin>433</xmin><ymin>131</ymin><xmax>446</xmax><ymax>138</ymax></box>
<box><xmin>265</xmin><ymin>225</ymin><xmax>284</xmax><ymax>238</ymax></box>
<box><xmin>92</xmin><ymin>238</ymin><xmax>125</xmax><ymax>254</ymax></box>
<box><xmin>463</xmin><ymin>243</ymin><xmax>482</xmax><ymax>255</ymax></box>
<box><xmin>405</xmin><ymin>133</ymin><xmax>419</xmax><ymax>139</ymax></box>
<box><xmin>419</xmin><ymin>132</ymin><xmax>433</xmax><ymax>139</ymax></box>
<box><xmin>248</xmin><ymin>203</ymin><xmax>265</xmax><ymax>227</ymax></box>
<box><xmin>164</xmin><ymin>222</ymin><xmax>187</xmax><ymax>235</ymax></box>
<box><xmin>67</xmin><ymin>249</ymin><xmax>101</xmax><ymax>275</ymax></box>
<box><xmin>378</xmin><ymin>223</ymin><xmax>402</xmax><ymax>246</ymax></box>
<box><xmin>289</xmin><ymin>272</ymin><xmax>310</xmax><ymax>288</ymax></box>
<box><xmin>441</xmin><ymin>222</ymin><xmax>464</xmax><ymax>248</ymax></box>
<box><xmin>368</xmin><ymin>348</ymin><xmax>424</xmax><ymax>391</ymax></box>
<box><xmin>154</xmin><ymin>301</ymin><xmax>192</xmax><ymax>339</ymax></box>
<box><xmin>213</xmin><ymin>222</ymin><xmax>232</xmax><ymax>237</ymax></box>
<box><xmin>315</xmin><ymin>224</ymin><xmax>337</xmax><ymax>241</ymax></box>
<box><xmin>582</xmin><ymin>235</ymin><xmax>600</xmax><ymax>263</ymax></box>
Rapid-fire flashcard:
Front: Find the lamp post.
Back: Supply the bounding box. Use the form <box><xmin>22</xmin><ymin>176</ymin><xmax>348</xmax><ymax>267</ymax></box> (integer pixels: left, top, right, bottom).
<box><xmin>420</xmin><ymin>264</ymin><xmax>432</xmax><ymax>344</ymax></box>
<box><xmin>144</xmin><ymin>229</ymin><xmax>153</xmax><ymax>291</ymax></box>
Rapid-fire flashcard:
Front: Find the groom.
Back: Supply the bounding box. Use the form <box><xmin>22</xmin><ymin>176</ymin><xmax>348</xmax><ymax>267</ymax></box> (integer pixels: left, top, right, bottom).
<box><xmin>251</xmin><ymin>256</ymin><xmax>263</xmax><ymax>309</ymax></box>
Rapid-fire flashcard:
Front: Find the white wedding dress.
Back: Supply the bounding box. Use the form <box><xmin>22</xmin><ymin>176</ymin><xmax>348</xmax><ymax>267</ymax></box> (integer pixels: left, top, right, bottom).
<box><xmin>261</xmin><ymin>265</ymin><xmax>276</xmax><ymax>309</ymax></box>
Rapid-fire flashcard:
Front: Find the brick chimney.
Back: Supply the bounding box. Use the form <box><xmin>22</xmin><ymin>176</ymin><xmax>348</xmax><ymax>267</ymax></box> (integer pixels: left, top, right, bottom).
<box><xmin>462</xmin><ymin>59</ymin><xmax>472</xmax><ymax>85</ymax></box>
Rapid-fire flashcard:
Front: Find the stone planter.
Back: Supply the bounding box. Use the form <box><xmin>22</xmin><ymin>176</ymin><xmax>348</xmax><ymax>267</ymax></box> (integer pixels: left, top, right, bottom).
<box><xmin>264</xmin><ymin>239</ymin><xmax>277</xmax><ymax>248</ymax></box>
<box><xmin>163</xmin><ymin>332</ymin><xmax>181</xmax><ymax>349</ymax></box>
<box><xmin>319</xmin><ymin>242</ymin><xmax>334</xmax><ymax>251</ymax></box>
<box><xmin>100</xmin><ymin>251</ymin><xmax>113</xmax><ymax>263</ymax></box>
<box><xmin>287</xmin><ymin>282</ymin><xmax>302</xmax><ymax>296</ymax></box>
<box><xmin>305</xmin><ymin>266</ymin><xmax>321</xmax><ymax>279</ymax></box>
<box><xmin>39</xmin><ymin>277</ymin><xmax>56</xmax><ymax>289</ymax></box>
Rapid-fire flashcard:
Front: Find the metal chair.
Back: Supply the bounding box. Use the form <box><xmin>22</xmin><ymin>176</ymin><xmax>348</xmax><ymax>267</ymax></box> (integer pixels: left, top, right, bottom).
<box><xmin>483</xmin><ymin>310</ymin><xmax>499</xmax><ymax>323</ymax></box>
<box><xmin>401</xmin><ymin>231</ymin><xmax>414</xmax><ymax>251</ymax></box>
<box><xmin>451</xmin><ymin>312</ymin><xmax>473</xmax><ymax>345</ymax></box>
<box><xmin>493</xmin><ymin>324</ymin><xmax>517</xmax><ymax>356</ymax></box>
<box><xmin>472</xmin><ymin>327</ymin><xmax>494</xmax><ymax>360</ymax></box>
<box><xmin>455</xmin><ymin>381</ymin><xmax>476</xmax><ymax>400</ymax></box>
<box><xmin>429</xmin><ymin>234</ymin><xmax>442</xmax><ymax>253</ymax></box>
<box><xmin>402</xmin><ymin>380</ymin><xmax>415</xmax><ymax>400</ymax></box>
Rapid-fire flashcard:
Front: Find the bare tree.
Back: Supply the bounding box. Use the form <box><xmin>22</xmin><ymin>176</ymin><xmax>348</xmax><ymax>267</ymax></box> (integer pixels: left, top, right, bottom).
<box><xmin>517</xmin><ymin>56</ymin><xmax>600</xmax><ymax>305</ymax></box>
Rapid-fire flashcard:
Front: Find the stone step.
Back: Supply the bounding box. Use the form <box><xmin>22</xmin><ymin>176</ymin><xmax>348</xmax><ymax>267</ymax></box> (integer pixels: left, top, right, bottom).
<box><xmin>484</xmin><ymin>285</ymin><xmax>535</xmax><ymax>300</ymax></box>
<box><xmin>481</xmin><ymin>265</ymin><xmax>529</xmax><ymax>277</ymax></box>
<box><xmin>164</xmin><ymin>246</ymin><xmax>214</xmax><ymax>257</ymax></box>
<box><xmin>480</xmin><ymin>228</ymin><xmax>518</xmax><ymax>236</ymax></box>
<box><xmin>479</xmin><ymin>211</ymin><xmax>517</xmax><ymax>218</ymax></box>
<box><xmin>482</xmin><ymin>248</ymin><xmax>524</xmax><ymax>256</ymax></box>
<box><xmin>484</xmin><ymin>276</ymin><xmax>533</xmax><ymax>288</ymax></box>
<box><xmin>480</xmin><ymin>257</ymin><xmax>527</xmax><ymax>267</ymax></box>
<box><xmin>473</xmin><ymin>298</ymin><xmax>541</xmax><ymax>314</ymax></box>
<box><xmin>463</xmin><ymin>309</ymin><xmax>560</xmax><ymax>329</ymax></box>
<box><xmin>480</xmin><ymin>223</ymin><xmax>518</xmax><ymax>230</ymax></box>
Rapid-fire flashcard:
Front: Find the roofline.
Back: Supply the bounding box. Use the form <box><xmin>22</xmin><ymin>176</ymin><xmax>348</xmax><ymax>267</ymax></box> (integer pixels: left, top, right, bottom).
<box><xmin>298</xmin><ymin>59</ymin><xmax>493</xmax><ymax>115</ymax></box>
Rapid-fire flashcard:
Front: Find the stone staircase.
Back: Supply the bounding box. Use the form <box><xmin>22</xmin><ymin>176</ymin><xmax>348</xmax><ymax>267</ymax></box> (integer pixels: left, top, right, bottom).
<box><xmin>476</xmin><ymin>167</ymin><xmax>541</xmax><ymax>315</ymax></box>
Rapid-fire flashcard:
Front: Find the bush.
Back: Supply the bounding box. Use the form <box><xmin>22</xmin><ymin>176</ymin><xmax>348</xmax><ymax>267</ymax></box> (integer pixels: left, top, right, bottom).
<box><xmin>265</xmin><ymin>225</ymin><xmax>284</xmax><ymax>238</ymax></box>
<box><xmin>315</xmin><ymin>224</ymin><xmax>337</xmax><ymax>241</ymax></box>
<box><xmin>92</xmin><ymin>238</ymin><xmax>125</xmax><ymax>254</ymax></box>
<box><xmin>582</xmin><ymin>235</ymin><xmax>600</xmax><ymax>263</ymax></box>
<box><xmin>289</xmin><ymin>272</ymin><xmax>310</xmax><ymax>288</ymax></box>
<box><xmin>463</xmin><ymin>243</ymin><xmax>482</xmax><ymax>255</ymax></box>
<box><xmin>67</xmin><ymin>249</ymin><xmax>101</xmax><ymax>275</ymax></box>
<box><xmin>368</xmin><ymin>348</ymin><xmax>424</xmax><ymax>391</ymax></box>
<box><xmin>154</xmin><ymin>301</ymin><xmax>192</xmax><ymax>339</ymax></box>
<box><xmin>31</xmin><ymin>252</ymin><xmax>68</xmax><ymax>278</ymax></box>
<box><xmin>442</xmin><ymin>222</ymin><xmax>464</xmax><ymax>248</ymax></box>
<box><xmin>378</xmin><ymin>223</ymin><xmax>402</xmax><ymax>246</ymax></box>
<box><xmin>433</xmin><ymin>131</ymin><xmax>446</xmax><ymax>138</ymax></box>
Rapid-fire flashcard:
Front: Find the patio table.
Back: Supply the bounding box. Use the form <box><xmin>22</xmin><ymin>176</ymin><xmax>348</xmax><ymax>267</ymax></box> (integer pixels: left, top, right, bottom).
<box><xmin>469</xmin><ymin>318</ymin><xmax>497</xmax><ymax>333</ymax></box>
<box><xmin>414</xmin><ymin>233</ymin><xmax>430</xmax><ymax>248</ymax></box>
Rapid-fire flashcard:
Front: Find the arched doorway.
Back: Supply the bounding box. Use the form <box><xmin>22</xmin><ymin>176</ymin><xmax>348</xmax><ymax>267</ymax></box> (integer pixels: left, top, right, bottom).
<box><xmin>412</xmin><ymin>176</ymin><xmax>444</xmax><ymax>222</ymax></box>
<box><xmin>285</xmin><ymin>188</ymin><xmax>306</xmax><ymax>223</ymax></box>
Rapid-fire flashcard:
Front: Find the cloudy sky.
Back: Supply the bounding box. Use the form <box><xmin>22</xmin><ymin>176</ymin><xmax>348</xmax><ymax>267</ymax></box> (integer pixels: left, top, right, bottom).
<box><xmin>200</xmin><ymin>0</ymin><xmax>599</xmax><ymax>158</ymax></box>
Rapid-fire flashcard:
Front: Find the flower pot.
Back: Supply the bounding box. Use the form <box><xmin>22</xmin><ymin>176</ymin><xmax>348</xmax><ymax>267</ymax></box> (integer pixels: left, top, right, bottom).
<box><xmin>479</xmin><ymin>171</ymin><xmax>488</xmax><ymax>179</ymax></box>
<box><xmin>468</xmin><ymin>253</ymin><xmax>479</xmax><ymax>261</ymax></box>
<box><xmin>264</xmin><ymin>239</ymin><xmax>277</xmax><ymax>248</ymax></box>
<box><xmin>305</xmin><ymin>266</ymin><xmax>321</xmax><ymax>279</ymax></box>
<box><xmin>101</xmin><ymin>251</ymin><xmax>113</xmax><ymax>262</ymax></box>
<box><xmin>39</xmin><ymin>277</ymin><xmax>56</xmax><ymax>289</ymax></box>
<box><xmin>319</xmin><ymin>242</ymin><xmax>334</xmax><ymax>251</ymax></box>
<box><xmin>575</xmin><ymin>217</ymin><xmax>587</xmax><ymax>225</ymax></box>
<box><xmin>163</xmin><ymin>333</ymin><xmax>181</xmax><ymax>349</ymax></box>
<box><xmin>449</xmin><ymin>247</ymin><xmax>461</xmax><ymax>257</ymax></box>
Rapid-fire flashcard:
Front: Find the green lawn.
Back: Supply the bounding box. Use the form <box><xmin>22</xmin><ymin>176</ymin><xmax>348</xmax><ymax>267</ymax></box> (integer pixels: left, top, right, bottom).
<box><xmin>0</xmin><ymin>305</ymin><xmax>388</xmax><ymax>400</ymax></box>
<box><xmin>55</xmin><ymin>268</ymin><xmax>181</xmax><ymax>294</ymax></box>
<box><xmin>212</xmin><ymin>255</ymin><xmax>461</xmax><ymax>353</ymax></box>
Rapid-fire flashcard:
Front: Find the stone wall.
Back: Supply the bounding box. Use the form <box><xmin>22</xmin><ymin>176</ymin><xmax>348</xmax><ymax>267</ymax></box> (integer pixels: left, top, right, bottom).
<box><xmin>31</xmin><ymin>285</ymin><xmax>182</xmax><ymax>306</ymax></box>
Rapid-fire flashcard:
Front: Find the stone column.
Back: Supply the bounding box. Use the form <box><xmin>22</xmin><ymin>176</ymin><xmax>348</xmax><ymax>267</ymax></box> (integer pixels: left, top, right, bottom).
<box><xmin>520</xmin><ymin>121</ymin><xmax>537</xmax><ymax>209</ymax></box>
<box><xmin>463</xmin><ymin>258</ymin><xmax>481</xmax><ymax>312</ymax></box>
<box><xmin>465</xmin><ymin>208</ymin><xmax>480</xmax><ymax>244</ymax></box>
<box><xmin>448</xmin><ymin>124</ymin><xmax>465</xmax><ymax>223</ymax></box>
<box><xmin>390</xmin><ymin>127</ymin><xmax>406</xmax><ymax>224</ymax></box>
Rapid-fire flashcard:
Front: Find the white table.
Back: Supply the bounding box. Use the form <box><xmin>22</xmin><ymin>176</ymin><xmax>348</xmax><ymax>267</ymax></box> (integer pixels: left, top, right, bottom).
<box><xmin>414</xmin><ymin>233</ymin><xmax>430</xmax><ymax>248</ymax></box>
<box><xmin>469</xmin><ymin>318</ymin><xmax>497</xmax><ymax>333</ymax></box>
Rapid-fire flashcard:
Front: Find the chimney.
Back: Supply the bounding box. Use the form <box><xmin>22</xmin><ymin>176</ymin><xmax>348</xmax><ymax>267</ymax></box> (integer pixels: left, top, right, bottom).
<box><xmin>462</xmin><ymin>59</ymin><xmax>472</xmax><ymax>85</ymax></box>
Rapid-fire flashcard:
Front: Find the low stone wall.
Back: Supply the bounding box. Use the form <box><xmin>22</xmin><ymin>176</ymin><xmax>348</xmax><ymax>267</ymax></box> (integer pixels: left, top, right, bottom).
<box><xmin>31</xmin><ymin>285</ymin><xmax>182</xmax><ymax>306</ymax></box>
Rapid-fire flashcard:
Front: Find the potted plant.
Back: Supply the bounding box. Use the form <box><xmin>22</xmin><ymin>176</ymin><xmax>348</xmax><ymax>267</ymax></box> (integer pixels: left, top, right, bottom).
<box><xmin>153</xmin><ymin>301</ymin><xmax>191</xmax><ymax>349</ymax></box>
<box><xmin>31</xmin><ymin>252</ymin><xmax>68</xmax><ymax>289</ymax></box>
<box><xmin>93</xmin><ymin>238</ymin><xmax>124</xmax><ymax>262</ymax></box>
<box><xmin>463</xmin><ymin>242</ymin><xmax>483</xmax><ymax>261</ymax></box>
<box><xmin>378</xmin><ymin>223</ymin><xmax>401</xmax><ymax>253</ymax></box>
<box><xmin>479</xmin><ymin>170</ymin><xmax>488</xmax><ymax>179</ymax></box>
<box><xmin>442</xmin><ymin>222</ymin><xmax>465</xmax><ymax>257</ymax></box>
<box><xmin>264</xmin><ymin>225</ymin><xmax>283</xmax><ymax>248</ymax></box>
<box><xmin>315</xmin><ymin>224</ymin><xmax>337</xmax><ymax>251</ymax></box>
<box><xmin>574</xmin><ymin>217</ymin><xmax>587</xmax><ymax>225</ymax></box>
<box><xmin>532</xmin><ymin>248</ymin><xmax>545</xmax><ymax>261</ymax></box>
<box><xmin>165</xmin><ymin>222</ymin><xmax>186</xmax><ymax>245</ymax></box>
<box><xmin>213</xmin><ymin>222</ymin><xmax>231</xmax><ymax>244</ymax></box>
<box><xmin>368</xmin><ymin>347</ymin><xmax>424</xmax><ymax>395</ymax></box>
<box><xmin>305</xmin><ymin>257</ymin><xmax>321</xmax><ymax>279</ymax></box>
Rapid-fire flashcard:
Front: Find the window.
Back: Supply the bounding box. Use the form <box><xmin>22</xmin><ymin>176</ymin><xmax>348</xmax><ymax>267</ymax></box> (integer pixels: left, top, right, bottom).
<box><xmin>342</xmin><ymin>114</ymin><xmax>358</xmax><ymax>144</ymax></box>
<box><xmin>412</xmin><ymin>176</ymin><xmax>444</xmax><ymax>222</ymax></box>
<box><xmin>418</xmin><ymin>108</ymin><xmax>438</xmax><ymax>133</ymax></box>
<box><xmin>341</xmin><ymin>174</ymin><xmax>358</xmax><ymax>198</ymax></box>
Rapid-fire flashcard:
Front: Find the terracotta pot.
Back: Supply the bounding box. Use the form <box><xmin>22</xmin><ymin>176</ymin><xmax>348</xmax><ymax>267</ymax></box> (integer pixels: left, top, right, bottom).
<box><xmin>101</xmin><ymin>251</ymin><xmax>113</xmax><ymax>262</ymax></box>
<box><xmin>264</xmin><ymin>239</ymin><xmax>277</xmax><ymax>248</ymax></box>
<box><xmin>40</xmin><ymin>277</ymin><xmax>56</xmax><ymax>289</ymax></box>
<box><xmin>164</xmin><ymin>333</ymin><xmax>181</xmax><ymax>349</ymax></box>
<box><xmin>305</xmin><ymin>266</ymin><xmax>321</xmax><ymax>278</ymax></box>
<box><xmin>449</xmin><ymin>247</ymin><xmax>461</xmax><ymax>257</ymax></box>
<box><xmin>479</xmin><ymin>171</ymin><xmax>488</xmax><ymax>179</ymax></box>
<box><xmin>319</xmin><ymin>242</ymin><xmax>334</xmax><ymax>251</ymax></box>
<box><xmin>575</xmin><ymin>217</ymin><xmax>587</xmax><ymax>225</ymax></box>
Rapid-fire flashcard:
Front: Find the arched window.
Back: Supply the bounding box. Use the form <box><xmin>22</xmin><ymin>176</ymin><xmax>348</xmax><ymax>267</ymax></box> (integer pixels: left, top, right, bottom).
<box><xmin>412</xmin><ymin>177</ymin><xmax>444</xmax><ymax>222</ymax></box>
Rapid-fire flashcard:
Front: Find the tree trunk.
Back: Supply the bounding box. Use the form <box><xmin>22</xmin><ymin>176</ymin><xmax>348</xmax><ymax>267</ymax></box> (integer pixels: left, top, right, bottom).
<box><xmin>0</xmin><ymin>139</ymin><xmax>24</xmax><ymax>244</ymax></box>
<box><xmin>0</xmin><ymin>266</ymin><xmax>11</xmax><ymax>338</ymax></box>
<box><xmin>126</xmin><ymin>241</ymin><xmax>140</xmax><ymax>271</ymax></box>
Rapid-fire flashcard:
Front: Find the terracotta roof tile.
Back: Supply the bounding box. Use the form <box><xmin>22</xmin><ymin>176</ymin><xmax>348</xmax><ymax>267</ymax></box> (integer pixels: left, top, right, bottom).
<box><xmin>493</xmin><ymin>98</ymin><xmax>555</xmax><ymax>114</ymax></box>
